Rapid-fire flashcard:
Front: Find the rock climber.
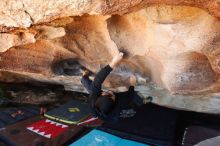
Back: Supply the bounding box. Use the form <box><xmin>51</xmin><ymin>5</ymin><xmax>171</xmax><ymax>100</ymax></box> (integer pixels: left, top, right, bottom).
<box><xmin>81</xmin><ymin>52</ymin><xmax>143</xmax><ymax>122</ymax></box>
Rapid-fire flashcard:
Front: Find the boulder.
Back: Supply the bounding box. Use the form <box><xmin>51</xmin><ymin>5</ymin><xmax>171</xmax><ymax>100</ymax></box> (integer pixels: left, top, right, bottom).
<box><xmin>0</xmin><ymin>1</ymin><xmax>220</xmax><ymax>113</ymax></box>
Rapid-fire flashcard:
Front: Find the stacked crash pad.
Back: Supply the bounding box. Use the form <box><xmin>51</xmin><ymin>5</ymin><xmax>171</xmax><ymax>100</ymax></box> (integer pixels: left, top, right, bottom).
<box><xmin>0</xmin><ymin>116</ymin><xmax>84</xmax><ymax>146</ymax></box>
<box><xmin>99</xmin><ymin>103</ymin><xmax>178</xmax><ymax>146</ymax></box>
<box><xmin>0</xmin><ymin>101</ymin><xmax>180</xmax><ymax>146</ymax></box>
<box><xmin>0</xmin><ymin>100</ymin><xmax>102</xmax><ymax>146</ymax></box>
<box><xmin>44</xmin><ymin>100</ymin><xmax>91</xmax><ymax>124</ymax></box>
<box><xmin>70</xmin><ymin>129</ymin><xmax>148</xmax><ymax>146</ymax></box>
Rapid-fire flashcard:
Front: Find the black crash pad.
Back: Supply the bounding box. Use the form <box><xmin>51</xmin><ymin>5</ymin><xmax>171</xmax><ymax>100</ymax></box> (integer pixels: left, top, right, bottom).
<box><xmin>99</xmin><ymin>103</ymin><xmax>178</xmax><ymax>146</ymax></box>
<box><xmin>0</xmin><ymin>106</ymin><xmax>39</xmax><ymax>128</ymax></box>
<box><xmin>44</xmin><ymin>100</ymin><xmax>90</xmax><ymax>124</ymax></box>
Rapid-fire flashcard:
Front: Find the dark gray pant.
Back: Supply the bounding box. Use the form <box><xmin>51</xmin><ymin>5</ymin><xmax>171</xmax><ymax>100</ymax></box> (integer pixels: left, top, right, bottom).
<box><xmin>81</xmin><ymin>76</ymin><xmax>93</xmax><ymax>94</ymax></box>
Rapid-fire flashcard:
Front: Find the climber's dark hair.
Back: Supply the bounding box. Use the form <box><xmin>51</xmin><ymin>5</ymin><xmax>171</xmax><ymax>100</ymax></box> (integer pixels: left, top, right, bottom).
<box><xmin>95</xmin><ymin>96</ymin><xmax>114</xmax><ymax>115</ymax></box>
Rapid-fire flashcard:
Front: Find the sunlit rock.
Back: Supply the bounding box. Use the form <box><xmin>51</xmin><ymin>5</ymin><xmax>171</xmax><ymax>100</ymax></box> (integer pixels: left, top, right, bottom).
<box><xmin>0</xmin><ymin>32</ymin><xmax>35</xmax><ymax>52</ymax></box>
<box><xmin>0</xmin><ymin>1</ymin><xmax>220</xmax><ymax>113</ymax></box>
<box><xmin>35</xmin><ymin>25</ymin><xmax>66</xmax><ymax>40</ymax></box>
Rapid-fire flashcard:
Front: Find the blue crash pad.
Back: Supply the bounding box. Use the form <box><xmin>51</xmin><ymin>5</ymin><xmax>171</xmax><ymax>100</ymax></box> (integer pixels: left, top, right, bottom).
<box><xmin>70</xmin><ymin>129</ymin><xmax>148</xmax><ymax>146</ymax></box>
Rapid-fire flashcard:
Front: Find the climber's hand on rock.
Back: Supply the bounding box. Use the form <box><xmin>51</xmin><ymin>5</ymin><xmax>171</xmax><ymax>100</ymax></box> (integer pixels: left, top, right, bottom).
<box><xmin>82</xmin><ymin>70</ymin><xmax>90</xmax><ymax>77</ymax></box>
<box><xmin>129</xmin><ymin>75</ymin><xmax>137</xmax><ymax>86</ymax></box>
<box><xmin>109</xmin><ymin>52</ymin><xmax>124</xmax><ymax>68</ymax></box>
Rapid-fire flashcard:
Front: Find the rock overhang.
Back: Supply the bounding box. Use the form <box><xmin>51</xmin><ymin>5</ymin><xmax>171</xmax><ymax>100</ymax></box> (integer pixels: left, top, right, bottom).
<box><xmin>0</xmin><ymin>0</ymin><xmax>220</xmax><ymax>113</ymax></box>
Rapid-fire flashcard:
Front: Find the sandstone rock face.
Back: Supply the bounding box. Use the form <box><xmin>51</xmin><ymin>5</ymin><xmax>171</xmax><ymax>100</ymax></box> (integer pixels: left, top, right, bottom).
<box><xmin>0</xmin><ymin>32</ymin><xmax>35</xmax><ymax>52</ymax></box>
<box><xmin>0</xmin><ymin>1</ymin><xmax>220</xmax><ymax>113</ymax></box>
<box><xmin>0</xmin><ymin>0</ymin><xmax>220</xmax><ymax>28</ymax></box>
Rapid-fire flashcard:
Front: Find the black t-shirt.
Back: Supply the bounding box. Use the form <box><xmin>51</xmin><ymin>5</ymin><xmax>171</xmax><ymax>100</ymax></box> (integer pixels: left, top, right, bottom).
<box><xmin>105</xmin><ymin>88</ymin><xmax>141</xmax><ymax>123</ymax></box>
<box><xmin>88</xmin><ymin>65</ymin><xmax>143</xmax><ymax>122</ymax></box>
